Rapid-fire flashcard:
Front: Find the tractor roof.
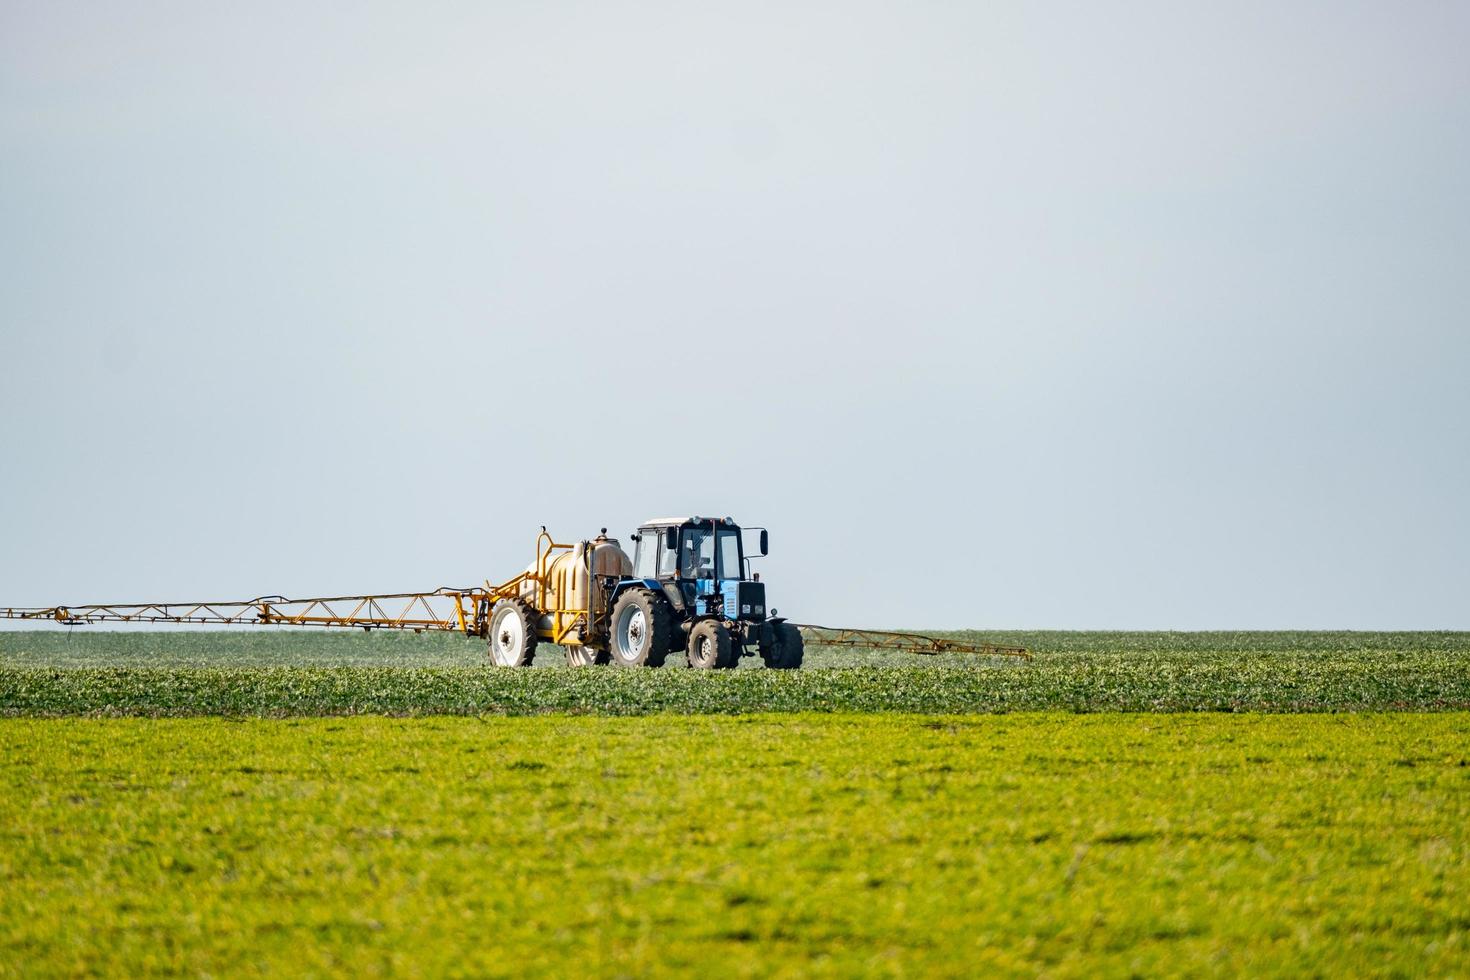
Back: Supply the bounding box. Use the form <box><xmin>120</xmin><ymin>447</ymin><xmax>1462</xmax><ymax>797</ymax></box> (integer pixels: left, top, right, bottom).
<box><xmin>638</xmin><ymin>516</ymin><xmax>735</xmax><ymax>528</ymax></box>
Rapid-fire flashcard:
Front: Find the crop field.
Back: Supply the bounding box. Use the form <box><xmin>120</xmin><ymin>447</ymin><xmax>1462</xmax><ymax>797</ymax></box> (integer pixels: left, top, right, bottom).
<box><xmin>2</xmin><ymin>632</ymin><xmax>1468</xmax><ymax>975</ymax></box>
<box><xmin>3</xmin><ymin>713</ymin><xmax>1467</xmax><ymax>976</ymax></box>
<box><xmin>7</xmin><ymin>627</ymin><xmax>1469</xmax><ymax>670</ymax></box>
<box><xmin>1</xmin><ymin>630</ymin><xmax>1467</xmax><ymax>715</ymax></box>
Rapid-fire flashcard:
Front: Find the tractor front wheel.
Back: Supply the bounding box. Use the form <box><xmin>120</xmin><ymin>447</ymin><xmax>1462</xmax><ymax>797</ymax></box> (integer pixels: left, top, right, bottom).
<box><xmin>609</xmin><ymin>589</ymin><xmax>672</xmax><ymax>668</ymax></box>
<box><xmin>687</xmin><ymin>619</ymin><xmax>735</xmax><ymax>669</ymax></box>
<box><xmin>488</xmin><ymin>599</ymin><xmax>538</xmax><ymax>667</ymax></box>
<box><xmin>760</xmin><ymin>622</ymin><xmax>804</xmax><ymax>670</ymax></box>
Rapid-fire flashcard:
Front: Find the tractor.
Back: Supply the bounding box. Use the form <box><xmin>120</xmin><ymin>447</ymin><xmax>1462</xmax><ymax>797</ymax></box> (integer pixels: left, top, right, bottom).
<box><xmin>484</xmin><ymin>516</ymin><xmax>803</xmax><ymax>669</ymax></box>
<box><xmin>609</xmin><ymin>516</ymin><xmax>802</xmax><ymax>669</ymax></box>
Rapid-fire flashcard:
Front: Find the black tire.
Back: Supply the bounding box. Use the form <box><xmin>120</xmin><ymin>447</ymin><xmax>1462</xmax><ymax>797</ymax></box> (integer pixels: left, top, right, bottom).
<box><xmin>760</xmin><ymin>622</ymin><xmax>804</xmax><ymax>670</ymax></box>
<box><xmin>564</xmin><ymin>644</ymin><xmax>610</xmax><ymax>666</ymax></box>
<box><xmin>608</xmin><ymin>589</ymin><xmax>672</xmax><ymax>667</ymax></box>
<box><xmin>687</xmin><ymin>619</ymin><xmax>735</xmax><ymax>670</ymax></box>
<box><xmin>488</xmin><ymin>599</ymin><xmax>538</xmax><ymax>667</ymax></box>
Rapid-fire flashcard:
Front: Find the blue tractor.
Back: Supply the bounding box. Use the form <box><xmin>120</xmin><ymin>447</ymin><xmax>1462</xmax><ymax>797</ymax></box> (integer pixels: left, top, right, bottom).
<box><xmin>604</xmin><ymin>516</ymin><xmax>803</xmax><ymax>669</ymax></box>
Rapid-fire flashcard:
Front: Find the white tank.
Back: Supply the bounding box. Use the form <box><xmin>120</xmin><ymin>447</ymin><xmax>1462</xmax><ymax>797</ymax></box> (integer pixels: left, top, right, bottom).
<box><xmin>518</xmin><ymin>531</ymin><xmax>632</xmax><ymax>646</ymax></box>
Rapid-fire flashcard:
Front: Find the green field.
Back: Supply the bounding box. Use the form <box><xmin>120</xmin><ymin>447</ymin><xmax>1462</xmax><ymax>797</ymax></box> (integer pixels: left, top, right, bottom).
<box><xmin>3</xmin><ymin>630</ymin><xmax>1469</xmax><ymax>715</ymax></box>
<box><xmin>3</xmin><ymin>632</ymin><xmax>1468</xmax><ymax>975</ymax></box>
<box><xmin>3</xmin><ymin>713</ymin><xmax>1467</xmax><ymax>976</ymax></box>
<box><xmin>6</xmin><ymin>628</ymin><xmax>1467</xmax><ymax>669</ymax></box>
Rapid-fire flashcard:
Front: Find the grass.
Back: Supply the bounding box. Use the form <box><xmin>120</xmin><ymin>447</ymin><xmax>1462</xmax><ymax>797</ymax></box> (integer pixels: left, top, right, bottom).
<box><xmin>2</xmin><ymin>713</ymin><xmax>1466</xmax><ymax>976</ymax></box>
<box><xmin>2</xmin><ymin>630</ymin><xmax>1468</xmax><ymax>715</ymax></box>
<box><xmin>4</xmin><ymin>628</ymin><xmax>1468</xmax><ymax>669</ymax></box>
<box><xmin>5</xmin><ymin>634</ymin><xmax>1466</xmax><ymax>974</ymax></box>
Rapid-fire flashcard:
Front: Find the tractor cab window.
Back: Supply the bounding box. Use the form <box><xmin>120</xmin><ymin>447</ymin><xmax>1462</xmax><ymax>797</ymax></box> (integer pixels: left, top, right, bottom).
<box><xmin>680</xmin><ymin>528</ymin><xmax>715</xmax><ymax>579</ymax></box>
<box><xmin>657</xmin><ymin>536</ymin><xmax>679</xmax><ymax>577</ymax></box>
<box><xmin>675</xmin><ymin>526</ymin><xmax>741</xmax><ymax>580</ymax></box>
<box><xmin>718</xmin><ymin>529</ymin><xmax>741</xmax><ymax>579</ymax></box>
<box><xmin>633</xmin><ymin>533</ymin><xmax>658</xmax><ymax>579</ymax></box>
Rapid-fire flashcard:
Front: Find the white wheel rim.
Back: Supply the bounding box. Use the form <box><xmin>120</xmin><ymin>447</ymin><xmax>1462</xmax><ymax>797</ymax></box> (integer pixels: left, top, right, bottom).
<box><xmin>615</xmin><ymin>605</ymin><xmax>647</xmax><ymax>661</ymax></box>
<box><xmin>698</xmin><ymin>636</ymin><xmax>712</xmax><ymax>664</ymax></box>
<box><xmin>494</xmin><ymin>611</ymin><xmax>524</xmax><ymax>666</ymax></box>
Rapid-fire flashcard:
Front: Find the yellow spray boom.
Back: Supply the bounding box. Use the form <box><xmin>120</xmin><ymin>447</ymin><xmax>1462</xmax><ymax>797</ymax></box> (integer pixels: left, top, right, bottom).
<box><xmin>1</xmin><ymin>521</ymin><xmax>1030</xmax><ymax>666</ymax></box>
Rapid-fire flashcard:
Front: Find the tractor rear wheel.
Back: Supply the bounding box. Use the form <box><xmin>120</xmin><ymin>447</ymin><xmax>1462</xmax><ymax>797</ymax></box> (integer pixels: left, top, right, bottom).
<box><xmin>687</xmin><ymin>619</ymin><xmax>735</xmax><ymax>669</ymax></box>
<box><xmin>609</xmin><ymin>589</ymin><xmax>672</xmax><ymax>667</ymax></box>
<box><xmin>565</xmin><ymin>644</ymin><xmax>610</xmax><ymax>666</ymax></box>
<box><xmin>760</xmin><ymin>622</ymin><xmax>804</xmax><ymax>670</ymax></box>
<box><xmin>488</xmin><ymin>599</ymin><xmax>538</xmax><ymax>667</ymax></box>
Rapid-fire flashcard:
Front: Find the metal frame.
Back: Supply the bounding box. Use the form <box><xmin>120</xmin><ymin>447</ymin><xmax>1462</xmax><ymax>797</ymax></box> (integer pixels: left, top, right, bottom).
<box><xmin>0</xmin><ymin>531</ymin><xmax>593</xmax><ymax>645</ymax></box>
<box><xmin>0</xmin><ymin>527</ymin><xmax>1030</xmax><ymax>660</ymax></box>
<box><xmin>3</xmin><ymin>588</ymin><xmax>499</xmax><ymax>634</ymax></box>
<box><xmin>787</xmin><ymin>624</ymin><xmax>1030</xmax><ymax>659</ymax></box>
<box><xmin>533</xmin><ymin>530</ymin><xmax>589</xmax><ymax>645</ymax></box>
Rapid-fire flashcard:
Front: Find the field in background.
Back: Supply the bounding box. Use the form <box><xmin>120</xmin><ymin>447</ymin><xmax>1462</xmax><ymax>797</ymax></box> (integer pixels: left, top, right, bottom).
<box><xmin>4</xmin><ymin>628</ymin><xmax>1467</xmax><ymax>669</ymax></box>
<box><xmin>3</xmin><ymin>713</ymin><xmax>1466</xmax><ymax>976</ymax></box>
<box><xmin>3</xmin><ymin>630</ymin><xmax>1468</xmax><ymax>715</ymax></box>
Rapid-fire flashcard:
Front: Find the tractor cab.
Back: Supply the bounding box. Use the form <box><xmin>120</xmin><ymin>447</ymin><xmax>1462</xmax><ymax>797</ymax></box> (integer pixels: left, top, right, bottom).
<box><xmin>626</xmin><ymin>516</ymin><xmax>769</xmax><ymax>623</ymax></box>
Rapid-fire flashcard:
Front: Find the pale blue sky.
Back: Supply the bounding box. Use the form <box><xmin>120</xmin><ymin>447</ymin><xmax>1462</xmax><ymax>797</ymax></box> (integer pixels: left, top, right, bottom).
<box><xmin>2</xmin><ymin>1</ymin><xmax>1466</xmax><ymax>629</ymax></box>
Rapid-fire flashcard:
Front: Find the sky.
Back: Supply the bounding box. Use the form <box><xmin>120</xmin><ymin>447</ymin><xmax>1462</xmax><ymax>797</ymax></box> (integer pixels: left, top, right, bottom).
<box><xmin>1</xmin><ymin>0</ymin><xmax>1466</xmax><ymax>629</ymax></box>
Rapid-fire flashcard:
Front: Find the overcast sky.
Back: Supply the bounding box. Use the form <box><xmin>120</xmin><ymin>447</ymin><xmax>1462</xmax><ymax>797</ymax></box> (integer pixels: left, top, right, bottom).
<box><xmin>1</xmin><ymin>1</ymin><xmax>1466</xmax><ymax>630</ymax></box>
